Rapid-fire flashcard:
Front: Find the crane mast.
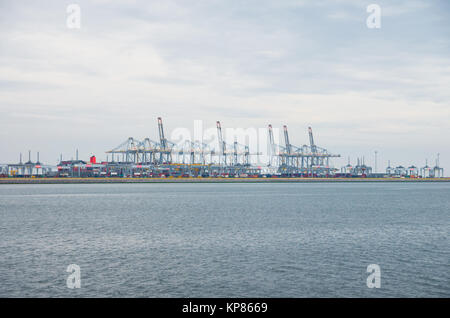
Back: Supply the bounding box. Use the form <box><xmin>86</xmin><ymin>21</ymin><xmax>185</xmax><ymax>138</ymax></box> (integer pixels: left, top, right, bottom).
<box><xmin>283</xmin><ymin>125</ymin><xmax>291</xmax><ymax>155</ymax></box>
<box><xmin>158</xmin><ymin>117</ymin><xmax>167</xmax><ymax>150</ymax></box>
<box><xmin>216</xmin><ymin>121</ymin><xmax>226</xmax><ymax>165</ymax></box>
<box><xmin>268</xmin><ymin>124</ymin><xmax>276</xmax><ymax>166</ymax></box>
<box><xmin>157</xmin><ymin>117</ymin><xmax>171</xmax><ymax>163</ymax></box>
<box><xmin>308</xmin><ymin>127</ymin><xmax>317</xmax><ymax>154</ymax></box>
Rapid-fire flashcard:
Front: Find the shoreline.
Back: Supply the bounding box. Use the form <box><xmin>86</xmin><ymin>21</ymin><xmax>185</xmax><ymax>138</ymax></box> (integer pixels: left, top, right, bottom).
<box><xmin>1</xmin><ymin>177</ymin><xmax>449</xmax><ymax>184</ymax></box>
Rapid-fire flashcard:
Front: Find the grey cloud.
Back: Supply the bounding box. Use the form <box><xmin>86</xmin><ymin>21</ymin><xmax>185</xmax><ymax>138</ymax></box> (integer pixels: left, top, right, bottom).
<box><xmin>0</xmin><ymin>0</ymin><xmax>448</xmax><ymax>171</ymax></box>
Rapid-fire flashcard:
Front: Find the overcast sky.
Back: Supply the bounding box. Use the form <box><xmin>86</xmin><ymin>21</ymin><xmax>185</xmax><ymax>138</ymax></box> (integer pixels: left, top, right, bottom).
<box><xmin>0</xmin><ymin>0</ymin><xmax>449</xmax><ymax>172</ymax></box>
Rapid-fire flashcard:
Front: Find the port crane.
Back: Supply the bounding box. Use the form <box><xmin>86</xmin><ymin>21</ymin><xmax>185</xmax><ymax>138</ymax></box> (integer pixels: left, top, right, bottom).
<box><xmin>269</xmin><ymin>124</ymin><xmax>340</xmax><ymax>176</ymax></box>
<box><xmin>157</xmin><ymin>117</ymin><xmax>175</xmax><ymax>164</ymax></box>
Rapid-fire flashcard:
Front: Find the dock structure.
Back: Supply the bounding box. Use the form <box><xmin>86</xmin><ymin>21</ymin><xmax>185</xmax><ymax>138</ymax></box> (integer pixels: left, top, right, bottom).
<box><xmin>101</xmin><ymin>118</ymin><xmax>260</xmax><ymax>178</ymax></box>
<box><xmin>339</xmin><ymin>157</ymin><xmax>372</xmax><ymax>177</ymax></box>
<box><xmin>338</xmin><ymin>155</ymin><xmax>445</xmax><ymax>179</ymax></box>
<box><xmin>268</xmin><ymin>124</ymin><xmax>340</xmax><ymax>177</ymax></box>
<box><xmin>1</xmin><ymin>117</ymin><xmax>445</xmax><ymax>179</ymax></box>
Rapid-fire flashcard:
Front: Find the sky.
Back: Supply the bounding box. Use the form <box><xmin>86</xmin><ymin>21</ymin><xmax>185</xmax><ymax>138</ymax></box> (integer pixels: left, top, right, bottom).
<box><xmin>0</xmin><ymin>0</ymin><xmax>449</xmax><ymax>172</ymax></box>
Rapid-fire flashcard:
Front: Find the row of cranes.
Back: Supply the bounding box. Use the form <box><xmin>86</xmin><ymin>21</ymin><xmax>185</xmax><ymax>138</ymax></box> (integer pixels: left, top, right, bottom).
<box><xmin>104</xmin><ymin>117</ymin><xmax>339</xmax><ymax>177</ymax></box>
<box><xmin>104</xmin><ymin>118</ymin><xmax>256</xmax><ymax>177</ymax></box>
<box><xmin>106</xmin><ymin>118</ymin><xmax>175</xmax><ymax>164</ymax></box>
<box><xmin>268</xmin><ymin>124</ymin><xmax>340</xmax><ymax>176</ymax></box>
<box><xmin>2</xmin><ymin>117</ymin><xmax>445</xmax><ymax>178</ymax></box>
<box><xmin>106</xmin><ymin>119</ymin><xmax>251</xmax><ymax>167</ymax></box>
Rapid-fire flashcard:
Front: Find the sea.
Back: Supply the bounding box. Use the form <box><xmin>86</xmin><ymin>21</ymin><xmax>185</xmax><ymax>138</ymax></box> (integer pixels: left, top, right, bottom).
<box><xmin>0</xmin><ymin>182</ymin><xmax>449</xmax><ymax>297</ymax></box>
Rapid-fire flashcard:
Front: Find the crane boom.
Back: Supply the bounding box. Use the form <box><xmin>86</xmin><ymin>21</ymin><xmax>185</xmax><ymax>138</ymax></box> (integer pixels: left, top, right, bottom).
<box><xmin>268</xmin><ymin>124</ymin><xmax>274</xmax><ymax>151</ymax></box>
<box><xmin>216</xmin><ymin>121</ymin><xmax>226</xmax><ymax>155</ymax></box>
<box><xmin>308</xmin><ymin>126</ymin><xmax>317</xmax><ymax>154</ymax></box>
<box><xmin>216</xmin><ymin>121</ymin><xmax>227</xmax><ymax>166</ymax></box>
<box><xmin>158</xmin><ymin>117</ymin><xmax>167</xmax><ymax>150</ymax></box>
<box><xmin>283</xmin><ymin>125</ymin><xmax>291</xmax><ymax>154</ymax></box>
<box><xmin>268</xmin><ymin>124</ymin><xmax>276</xmax><ymax>166</ymax></box>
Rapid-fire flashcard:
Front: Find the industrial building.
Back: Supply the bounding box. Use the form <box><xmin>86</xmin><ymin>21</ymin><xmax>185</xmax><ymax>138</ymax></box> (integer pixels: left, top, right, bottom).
<box><xmin>3</xmin><ymin>151</ymin><xmax>53</xmax><ymax>177</ymax></box>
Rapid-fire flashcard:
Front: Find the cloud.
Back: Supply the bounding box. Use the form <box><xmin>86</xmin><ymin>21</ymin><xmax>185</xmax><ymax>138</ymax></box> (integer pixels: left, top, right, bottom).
<box><xmin>0</xmin><ymin>0</ymin><xmax>448</xmax><ymax>171</ymax></box>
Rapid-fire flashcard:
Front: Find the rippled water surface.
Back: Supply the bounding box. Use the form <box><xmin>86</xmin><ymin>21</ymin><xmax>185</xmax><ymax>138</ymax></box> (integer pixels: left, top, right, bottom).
<box><xmin>0</xmin><ymin>182</ymin><xmax>449</xmax><ymax>297</ymax></box>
